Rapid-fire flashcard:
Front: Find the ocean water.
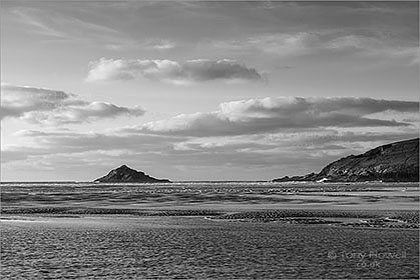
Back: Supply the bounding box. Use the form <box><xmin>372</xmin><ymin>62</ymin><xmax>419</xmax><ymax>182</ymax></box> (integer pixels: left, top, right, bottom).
<box><xmin>1</xmin><ymin>182</ymin><xmax>419</xmax><ymax>279</ymax></box>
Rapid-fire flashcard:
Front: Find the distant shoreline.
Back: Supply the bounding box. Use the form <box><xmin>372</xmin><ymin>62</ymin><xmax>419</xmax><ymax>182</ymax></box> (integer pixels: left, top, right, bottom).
<box><xmin>1</xmin><ymin>181</ymin><xmax>419</xmax><ymax>184</ymax></box>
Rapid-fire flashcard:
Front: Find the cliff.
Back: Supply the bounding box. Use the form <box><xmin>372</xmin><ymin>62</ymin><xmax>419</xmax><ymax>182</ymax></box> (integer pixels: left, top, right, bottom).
<box><xmin>94</xmin><ymin>165</ymin><xmax>171</xmax><ymax>183</ymax></box>
<box><xmin>273</xmin><ymin>138</ymin><xmax>419</xmax><ymax>182</ymax></box>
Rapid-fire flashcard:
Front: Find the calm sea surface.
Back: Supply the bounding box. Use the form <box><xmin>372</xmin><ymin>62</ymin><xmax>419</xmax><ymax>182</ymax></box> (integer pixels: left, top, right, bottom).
<box><xmin>1</xmin><ymin>182</ymin><xmax>419</xmax><ymax>279</ymax></box>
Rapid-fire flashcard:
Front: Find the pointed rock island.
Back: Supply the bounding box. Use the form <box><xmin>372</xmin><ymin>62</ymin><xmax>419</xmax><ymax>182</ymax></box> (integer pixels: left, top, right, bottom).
<box><xmin>273</xmin><ymin>138</ymin><xmax>419</xmax><ymax>182</ymax></box>
<box><xmin>94</xmin><ymin>165</ymin><xmax>171</xmax><ymax>183</ymax></box>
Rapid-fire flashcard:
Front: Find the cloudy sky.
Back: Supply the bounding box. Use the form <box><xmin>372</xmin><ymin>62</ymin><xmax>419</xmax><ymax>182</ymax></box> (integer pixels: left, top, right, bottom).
<box><xmin>1</xmin><ymin>1</ymin><xmax>419</xmax><ymax>181</ymax></box>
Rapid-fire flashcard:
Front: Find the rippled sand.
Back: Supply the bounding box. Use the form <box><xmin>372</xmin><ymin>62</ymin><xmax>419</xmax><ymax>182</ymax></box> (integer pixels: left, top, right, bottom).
<box><xmin>1</xmin><ymin>182</ymin><xmax>419</xmax><ymax>210</ymax></box>
<box><xmin>1</xmin><ymin>182</ymin><xmax>419</xmax><ymax>279</ymax></box>
<box><xmin>1</xmin><ymin>216</ymin><xmax>419</xmax><ymax>279</ymax></box>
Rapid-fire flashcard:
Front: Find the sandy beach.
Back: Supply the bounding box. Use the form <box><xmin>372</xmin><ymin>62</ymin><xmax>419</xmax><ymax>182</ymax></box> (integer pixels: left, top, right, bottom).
<box><xmin>1</xmin><ymin>182</ymin><xmax>419</xmax><ymax>279</ymax></box>
<box><xmin>1</xmin><ymin>213</ymin><xmax>419</xmax><ymax>279</ymax></box>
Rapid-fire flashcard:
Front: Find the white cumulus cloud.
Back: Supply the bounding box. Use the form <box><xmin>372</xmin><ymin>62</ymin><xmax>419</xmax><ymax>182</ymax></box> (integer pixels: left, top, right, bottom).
<box><xmin>1</xmin><ymin>84</ymin><xmax>145</xmax><ymax>125</ymax></box>
<box><xmin>86</xmin><ymin>58</ymin><xmax>263</xmax><ymax>84</ymax></box>
<box><xmin>125</xmin><ymin>97</ymin><xmax>418</xmax><ymax>137</ymax></box>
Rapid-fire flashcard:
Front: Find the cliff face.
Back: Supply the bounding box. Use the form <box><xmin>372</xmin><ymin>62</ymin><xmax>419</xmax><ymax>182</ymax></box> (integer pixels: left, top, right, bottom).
<box><xmin>94</xmin><ymin>165</ymin><xmax>171</xmax><ymax>183</ymax></box>
<box><xmin>274</xmin><ymin>138</ymin><xmax>419</xmax><ymax>182</ymax></box>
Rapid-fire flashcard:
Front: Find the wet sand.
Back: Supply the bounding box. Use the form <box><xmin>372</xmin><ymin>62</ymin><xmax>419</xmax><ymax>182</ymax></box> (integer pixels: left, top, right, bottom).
<box><xmin>2</xmin><ymin>207</ymin><xmax>419</xmax><ymax>230</ymax></box>
<box><xmin>1</xmin><ymin>215</ymin><xmax>419</xmax><ymax>279</ymax></box>
<box><xmin>1</xmin><ymin>182</ymin><xmax>419</xmax><ymax>279</ymax></box>
<box><xmin>1</xmin><ymin>182</ymin><xmax>419</xmax><ymax>211</ymax></box>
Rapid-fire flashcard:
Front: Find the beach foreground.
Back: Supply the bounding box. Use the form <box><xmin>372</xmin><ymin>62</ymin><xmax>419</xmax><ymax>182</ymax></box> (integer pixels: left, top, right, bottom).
<box><xmin>1</xmin><ymin>182</ymin><xmax>419</xmax><ymax>279</ymax></box>
<box><xmin>1</xmin><ymin>214</ymin><xmax>419</xmax><ymax>279</ymax></box>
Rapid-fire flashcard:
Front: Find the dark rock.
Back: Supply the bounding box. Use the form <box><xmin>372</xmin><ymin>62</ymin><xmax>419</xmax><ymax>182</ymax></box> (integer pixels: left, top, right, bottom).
<box><xmin>273</xmin><ymin>173</ymin><xmax>317</xmax><ymax>182</ymax></box>
<box><xmin>94</xmin><ymin>165</ymin><xmax>171</xmax><ymax>183</ymax></box>
<box><xmin>273</xmin><ymin>138</ymin><xmax>419</xmax><ymax>182</ymax></box>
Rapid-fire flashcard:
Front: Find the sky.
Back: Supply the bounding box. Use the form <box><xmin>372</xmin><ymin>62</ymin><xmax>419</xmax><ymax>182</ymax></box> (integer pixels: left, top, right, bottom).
<box><xmin>1</xmin><ymin>1</ymin><xmax>419</xmax><ymax>181</ymax></box>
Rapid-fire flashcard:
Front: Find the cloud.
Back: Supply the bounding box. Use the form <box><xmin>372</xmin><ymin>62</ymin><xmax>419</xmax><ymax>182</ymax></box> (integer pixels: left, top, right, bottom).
<box><xmin>2</xmin><ymin>92</ymin><xmax>417</xmax><ymax>180</ymax></box>
<box><xmin>86</xmin><ymin>58</ymin><xmax>263</xmax><ymax>84</ymax></box>
<box><xmin>143</xmin><ymin>39</ymin><xmax>176</xmax><ymax>50</ymax></box>
<box><xmin>3</xmin><ymin>125</ymin><xmax>418</xmax><ymax>181</ymax></box>
<box><xmin>123</xmin><ymin>97</ymin><xmax>418</xmax><ymax>137</ymax></box>
<box><xmin>12</xmin><ymin>7</ymin><xmax>132</xmax><ymax>49</ymax></box>
<box><xmin>200</xmin><ymin>2</ymin><xmax>418</xmax><ymax>63</ymax></box>
<box><xmin>212</xmin><ymin>31</ymin><xmax>419</xmax><ymax>63</ymax></box>
<box><xmin>1</xmin><ymin>84</ymin><xmax>145</xmax><ymax>124</ymax></box>
<box><xmin>12</xmin><ymin>129</ymin><xmax>182</xmax><ymax>153</ymax></box>
<box><xmin>324</xmin><ymin>34</ymin><xmax>419</xmax><ymax>61</ymax></box>
<box><xmin>213</xmin><ymin>32</ymin><xmax>321</xmax><ymax>56</ymax></box>
<box><xmin>11</xmin><ymin>7</ymin><xmax>177</xmax><ymax>51</ymax></box>
<box><xmin>1</xmin><ymin>129</ymin><xmax>185</xmax><ymax>175</ymax></box>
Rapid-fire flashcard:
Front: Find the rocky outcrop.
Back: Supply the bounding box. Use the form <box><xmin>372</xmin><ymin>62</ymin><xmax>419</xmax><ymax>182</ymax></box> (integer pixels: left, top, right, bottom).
<box><xmin>273</xmin><ymin>138</ymin><xmax>419</xmax><ymax>182</ymax></box>
<box><xmin>94</xmin><ymin>165</ymin><xmax>171</xmax><ymax>183</ymax></box>
<box><xmin>273</xmin><ymin>173</ymin><xmax>318</xmax><ymax>182</ymax></box>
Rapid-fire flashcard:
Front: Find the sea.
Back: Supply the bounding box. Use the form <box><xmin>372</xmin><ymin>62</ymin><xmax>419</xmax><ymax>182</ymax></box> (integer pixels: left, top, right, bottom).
<box><xmin>1</xmin><ymin>182</ymin><xmax>419</xmax><ymax>279</ymax></box>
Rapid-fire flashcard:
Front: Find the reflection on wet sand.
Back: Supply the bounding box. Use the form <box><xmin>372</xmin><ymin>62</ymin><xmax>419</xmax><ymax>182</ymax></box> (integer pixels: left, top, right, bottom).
<box><xmin>1</xmin><ymin>182</ymin><xmax>419</xmax><ymax>279</ymax></box>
